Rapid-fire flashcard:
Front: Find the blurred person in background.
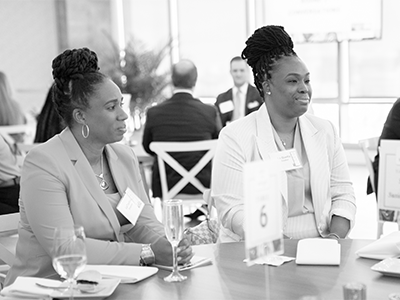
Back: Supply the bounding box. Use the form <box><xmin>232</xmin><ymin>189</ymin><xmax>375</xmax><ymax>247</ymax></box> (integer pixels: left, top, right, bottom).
<box><xmin>212</xmin><ymin>25</ymin><xmax>356</xmax><ymax>242</ymax></box>
<box><xmin>0</xmin><ymin>133</ymin><xmax>21</xmax><ymax>215</ymax></box>
<box><xmin>215</xmin><ymin>56</ymin><xmax>263</xmax><ymax>127</ymax></box>
<box><xmin>34</xmin><ymin>84</ymin><xmax>65</xmax><ymax>143</ymax></box>
<box><xmin>0</xmin><ymin>71</ymin><xmax>26</xmax><ymax>142</ymax></box>
<box><xmin>142</xmin><ymin>59</ymin><xmax>221</xmax><ymax>220</ymax></box>
<box><xmin>5</xmin><ymin>48</ymin><xmax>193</xmax><ymax>286</ymax></box>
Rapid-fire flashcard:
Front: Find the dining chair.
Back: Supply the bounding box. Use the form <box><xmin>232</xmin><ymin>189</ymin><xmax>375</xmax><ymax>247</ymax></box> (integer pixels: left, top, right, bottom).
<box><xmin>358</xmin><ymin>137</ymin><xmax>398</xmax><ymax>238</ymax></box>
<box><xmin>0</xmin><ymin>125</ymin><xmax>32</xmax><ymax>145</ymax></box>
<box><xmin>149</xmin><ymin>140</ymin><xmax>218</xmax><ymax>213</ymax></box>
<box><xmin>0</xmin><ymin>213</ymin><xmax>20</xmax><ymax>289</ymax></box>
<box><xmin>15</xmin><ymin>142</ymin><xmax>40</xmax><ymax>159</ymax></box>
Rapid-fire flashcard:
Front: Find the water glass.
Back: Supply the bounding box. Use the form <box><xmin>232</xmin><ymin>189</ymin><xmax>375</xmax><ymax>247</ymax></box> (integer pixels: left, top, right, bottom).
<box><xmin>52</xmin><ymin>225</ymin><xmax>87</xmax><ymax>299</ymax></box>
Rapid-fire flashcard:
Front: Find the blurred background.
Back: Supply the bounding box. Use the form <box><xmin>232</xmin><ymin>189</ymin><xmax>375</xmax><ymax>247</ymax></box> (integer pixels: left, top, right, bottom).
<box><xmin>1</xmin><ymin>0</ymin><xmax>397</xmax><ymax>238</ymax></box>
<box><xmin>0</xmin><ymin>0</ymin><xmax>396</xmax><ymax>145</ymax></box>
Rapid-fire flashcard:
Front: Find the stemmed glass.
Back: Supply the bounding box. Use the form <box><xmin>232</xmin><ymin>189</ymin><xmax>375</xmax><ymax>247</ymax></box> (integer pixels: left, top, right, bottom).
<box><xmin>52</xmin><ymin>225</ymin><xmax>87</xmax><ymax>299</ymax></box>
<box><xmin>163</xmin><ymin>199</ymin><xmax>187</xmax><ymax>282</ymax></box>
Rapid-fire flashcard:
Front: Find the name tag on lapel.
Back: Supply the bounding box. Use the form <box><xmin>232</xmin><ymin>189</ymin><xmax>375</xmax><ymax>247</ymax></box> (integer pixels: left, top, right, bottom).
<box><xmin>269</xmin><ymin>149</ymin><xmax>302</xmax><ymax>171</ymax></box>
<box><xmin>247</xmin><ymin>101</ymin><xmax>260</xmax><ymax>110</ymax></box>
<box><xmin>117</xmin><ymin>188</ymin><xmax>144</xmax><ymax>225</ymax></box>
<box><xmin>219</xmin><ymin>100</ymin><xmax>234</xmax><ymax>114</ymax></box>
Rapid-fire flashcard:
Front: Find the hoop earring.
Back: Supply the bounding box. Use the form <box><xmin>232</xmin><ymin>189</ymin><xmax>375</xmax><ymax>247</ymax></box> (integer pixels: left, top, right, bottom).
<box><xmin>82</xmin><ymin>124</ymin><xmax>90</xmax><ymax>139</ymax></box>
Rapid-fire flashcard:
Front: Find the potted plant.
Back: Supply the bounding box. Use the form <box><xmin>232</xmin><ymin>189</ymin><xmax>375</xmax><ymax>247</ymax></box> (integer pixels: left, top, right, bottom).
<box><xmin>100</xmin><ymin>36</ymin><xmax>171</xmax><ymax>129</ymax></box>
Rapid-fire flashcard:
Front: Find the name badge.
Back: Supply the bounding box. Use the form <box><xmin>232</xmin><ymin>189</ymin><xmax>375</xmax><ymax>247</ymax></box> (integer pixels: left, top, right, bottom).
<box><xmin>219</xmin><ymin>100</ymin><xmax>234</xmax><ymax>114</ymax></box>
<box><xmin>269</xmin><ymin>149</ymin><xmax>302</xmax><ymax>171</ymax></box>
<box><xmin>117</xmin><ymin>188</ymin><xmax>144</xmax><ymax>225</ymax></box>
<box><xmin>247</xmin><ymin>101</ymin><xmax>260</xmax><ymax>110</ymax></box>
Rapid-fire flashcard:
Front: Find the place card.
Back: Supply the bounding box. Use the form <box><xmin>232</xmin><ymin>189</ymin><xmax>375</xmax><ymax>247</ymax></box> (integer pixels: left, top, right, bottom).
<box><xmin>243</xmin><ymin>160</ymin><xmax>284</xmax><ymax>266</ymax></box>
<box><xmin>377</xmin><ymin>140</ymin><xmax>400</xmax><ymax>215</ymax></box>
<box><xmin>296</xmin><ymin>238</ymin><xmax>341</xmax><ymax>265</ymax></box>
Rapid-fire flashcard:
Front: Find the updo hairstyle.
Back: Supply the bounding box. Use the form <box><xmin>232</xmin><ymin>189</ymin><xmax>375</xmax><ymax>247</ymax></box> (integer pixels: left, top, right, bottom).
<box><xmin>51</xmin><ymin>48</ymin><xmax>107</xmax><ymax>127</ymax></box>
<box><xmin>241</xmin><ymin>25</ymin><xmax>297</xmax><ymax>97</ymax></box>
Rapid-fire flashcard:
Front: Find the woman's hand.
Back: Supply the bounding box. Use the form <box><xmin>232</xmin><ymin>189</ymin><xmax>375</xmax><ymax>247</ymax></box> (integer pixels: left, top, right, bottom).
<box><xmin>177</xmin><ymin>236</ymin><xmax>194</xmax><ymax>265</ymax></box>
<box><xmin>151</xmin><ymin>236</ymin><xmax>194</xmax><ymax>266</ymax></box>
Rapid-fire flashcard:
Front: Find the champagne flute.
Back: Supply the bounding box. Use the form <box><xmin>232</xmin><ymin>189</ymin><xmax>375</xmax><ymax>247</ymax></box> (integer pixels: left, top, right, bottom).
<box><xmin>52</xmin><ymin>225</ymin><xmax>87</xmax><ymax>299</ymax></box>
<box><xmin>163</xmin><ymin>199</ymin><xmax>187</xmax><ymax>282</ymax></box>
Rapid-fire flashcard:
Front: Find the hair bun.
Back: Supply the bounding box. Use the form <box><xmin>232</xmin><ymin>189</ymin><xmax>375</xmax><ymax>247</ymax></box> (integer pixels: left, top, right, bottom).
<box><xmin>242</xmin><ymin>25</ymin><xmax>294</xmax><ymax>68</ymax></box>
<box><xmin>52</xmin><ymin>48</ymin><xmax>99</xmax><ymax>83</ymax></box>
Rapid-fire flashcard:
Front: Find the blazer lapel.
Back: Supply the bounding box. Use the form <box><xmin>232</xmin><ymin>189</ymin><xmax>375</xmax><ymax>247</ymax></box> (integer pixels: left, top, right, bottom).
<box><xmin>59</xmin><ymin>129</ymin><xmax>122</xmax><ymax>240</ymax></box>
<box><xmin>299</xmin><ymin>116</ymin><xmax>329</xmax><ymax>225</ymax></box>
<box><xmin>254</xmin><ymin>105</ymin><xmax>288</xmax><ymax>204</ymax></box>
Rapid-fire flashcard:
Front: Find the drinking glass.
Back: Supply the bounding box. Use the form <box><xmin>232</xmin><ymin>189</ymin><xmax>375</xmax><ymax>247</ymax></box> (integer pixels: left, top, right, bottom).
<box><xmin>163</xmin><ymin>199</ymin><xmax>187</xmax><ymax>282</ymax></box>
<box><xmin>52</xmin><ymin>225</ymin><xmax>87</xmax><ymax>299</ymax></box>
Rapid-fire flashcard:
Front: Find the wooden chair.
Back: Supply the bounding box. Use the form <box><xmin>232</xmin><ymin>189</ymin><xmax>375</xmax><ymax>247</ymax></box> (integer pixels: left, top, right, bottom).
<box><xmin>358</xmin><ymin>137</ymin><xmax>398</xmax><ymax>238</ymax></box>
<box><xmin>149</xmin><ymin>140</ymin><xmax>218</xmax><ymax>212</ymax></box>
<box><xmin>0</xmin><ymin>213</ymin><xmax>20</xmax><ymax>288</ymax></box>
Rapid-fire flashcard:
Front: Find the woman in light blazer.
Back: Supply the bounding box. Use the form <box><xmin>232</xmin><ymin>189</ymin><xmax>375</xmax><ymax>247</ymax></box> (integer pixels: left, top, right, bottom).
<box><xmin>212</xmin><ymin>25</ymin><xmax>356</xmax><ymax>242</ymax></box>
<box><xmin>5</xmin><ymin>48</ymin><xmax>192</xmax><ymax>286</ymax></box>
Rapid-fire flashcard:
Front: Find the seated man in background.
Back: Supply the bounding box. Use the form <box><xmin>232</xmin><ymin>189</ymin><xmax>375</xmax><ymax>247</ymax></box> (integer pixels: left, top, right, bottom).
<box><xmin>215</xmin><ymin>56</ymin><xmax>263</xmax><ymax>127</ymax></box>
<box><xmin>0</xmin><ymin>133</ymin><xmax>21</xmax><ymax>214</ymax></box>
<box><xmin>142</xmin><ymin>59</ymin><xmax>221</xmax><ymax>220</ymax></box>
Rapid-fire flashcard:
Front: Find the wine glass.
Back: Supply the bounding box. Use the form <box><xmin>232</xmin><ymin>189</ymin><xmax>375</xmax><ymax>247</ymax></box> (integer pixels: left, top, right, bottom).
<box><xmin>163</xmin><ymin>199</ymin><xmax>187</xmax><ymax>282</ymax></box>
<box><xmin>52</xmin><ymin>225</ymin><xmax>87</xmax><ymax>299</ymax></box>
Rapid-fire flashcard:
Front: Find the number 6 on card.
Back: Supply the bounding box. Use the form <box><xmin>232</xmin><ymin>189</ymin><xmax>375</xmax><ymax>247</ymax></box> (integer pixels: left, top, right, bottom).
<box><xmin>243</xmin><ymin>160</ymin><xmax>284</xmax><ymax>266</ymax></box>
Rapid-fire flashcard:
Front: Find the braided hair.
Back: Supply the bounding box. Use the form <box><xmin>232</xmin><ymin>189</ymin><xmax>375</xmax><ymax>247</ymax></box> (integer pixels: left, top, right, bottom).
<box><xmin>51</xmin><ymin>48</ymin><xmax>107</xmax><ymax>127</ymax></box>
<box><xmin>241</xmin><ymin>25</ymin><xmax>297</xmax><ymax>98</ymax></box>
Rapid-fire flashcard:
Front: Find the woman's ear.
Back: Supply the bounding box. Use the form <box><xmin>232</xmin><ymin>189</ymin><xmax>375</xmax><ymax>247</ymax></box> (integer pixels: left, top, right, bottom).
<box><xmin>73</xmin><ymin>108</ymin><xmax>86</xmax><ymax>125</ymax></box>
<box><xmin>262</xmin><ymin>81</ymin><xmax>271</xmax><ymax>95</ymax></box>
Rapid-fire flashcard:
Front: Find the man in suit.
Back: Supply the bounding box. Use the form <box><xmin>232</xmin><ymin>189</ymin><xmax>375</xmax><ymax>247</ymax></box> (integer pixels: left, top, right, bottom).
<box><xmin>142</xmin><ymin>59</ymin><xmax>221</xmax><ymax>218</ymax></box>
<box><xmin>215</xmin><ymin>56</ymin><xmax>263</xmax><ymax>127</ymax></box>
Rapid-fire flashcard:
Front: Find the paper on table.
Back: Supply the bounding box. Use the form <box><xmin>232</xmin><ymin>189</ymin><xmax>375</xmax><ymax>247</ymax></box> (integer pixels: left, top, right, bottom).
<box><xmin>356</xmin><ymin>231</ymin><xmax>400</xmax><ymax>260</ymax></box>
<box><xmin>154</xmin><ymin>255</ymin><xmax>212</xmax><ymax>271</ymax></box>
<box><xmin>243</xmin><ymin>255</ymin><xmax>295</xmax><ymax>266</ymax></box>
<box><xmin>83</xmin><ymin>265</ymin><xmax>158</xmax><ymax>283</ymax></box>
<box><xmin>295</xmin><ymin>238</ymin><xmax>341</xmax><ymax>265</ymax></box>
<box><xmin>1</xmin><ymin>277</ymin><xmax>57</xmax><ymax>299</ymax></box>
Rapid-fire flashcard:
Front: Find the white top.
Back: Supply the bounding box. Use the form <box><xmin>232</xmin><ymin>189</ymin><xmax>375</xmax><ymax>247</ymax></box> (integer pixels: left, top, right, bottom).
<box><xmin>211</xmin><ymin>104</ymin><xmax>356</xmax><ymax>242</ymax></box>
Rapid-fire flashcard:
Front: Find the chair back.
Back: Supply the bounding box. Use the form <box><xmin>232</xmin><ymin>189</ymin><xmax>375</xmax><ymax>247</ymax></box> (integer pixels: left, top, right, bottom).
<box><xmin>15</xmin><ymin>142</ymin><xmax>40</xmax><ymax>159</ymax></box>
<box><xmin>358</xmin><ymin>137</ymin><xmax>379</xmax><ymax>193</ymax></box>
<box><xmin>0</xmin><ymin>125</ymin><xmax>31</xmax><ymax>145</ymax></box>
<box><xmin>149</xmin><ymin>140</ymin><xmax>218</xmax><ymax>202</ymax></box>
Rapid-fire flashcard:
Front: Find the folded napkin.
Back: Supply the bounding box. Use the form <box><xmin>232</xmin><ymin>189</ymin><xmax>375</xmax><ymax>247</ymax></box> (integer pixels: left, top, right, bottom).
<box><xmin>1</xmin><ymin>277</ymin><xmax>57</xmax><ymax>299</ymax></box>
<box><xmin>356</xmin><ymin>231</ymin><xmax>400</xmax><ymax>260</ymax></box>
<box><xmin>243</xmin><ymin>255</ymin><xmax>295</xmax><ymax>267</ymax></box>
<box><xmin>83</xmin><ymin>265</ymin><xmax>158</xmax><ymax>283</ymax></box>
<box><xmin>154</xmin><ymin>255</ymin><xmax>212</xmax><ymax>271</ymax></box>
<box><xmin>295</xmin><ymin>238</ymin><xmax>341</xmax><ymax>265</ymax></box>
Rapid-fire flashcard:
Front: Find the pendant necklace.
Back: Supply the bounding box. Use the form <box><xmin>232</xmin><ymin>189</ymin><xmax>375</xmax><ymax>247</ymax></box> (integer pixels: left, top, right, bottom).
<box><xmin>95</xmin><ymin>154</ymin><xmax>109</xmax><ymax>191</ymax></box>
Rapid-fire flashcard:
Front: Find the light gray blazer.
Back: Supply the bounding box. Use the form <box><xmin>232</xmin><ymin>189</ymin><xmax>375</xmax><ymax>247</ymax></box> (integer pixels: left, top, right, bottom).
<box><xmin>5</xmin><ymin>128</ymin><xmax>165</xmax><ymax>286</ymax></box>
<box><xmin>211</xmin><ymin>104</ymin><xmax>356</xmax><ymax>242</ymax></box>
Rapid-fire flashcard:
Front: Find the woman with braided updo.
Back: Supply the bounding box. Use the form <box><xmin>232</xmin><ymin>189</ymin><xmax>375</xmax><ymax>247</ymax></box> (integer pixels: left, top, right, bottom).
<box><xmin>211</xmin><ymin>25</ymin><xmax>356</xmax><ymax>242</ymax></box>
<box><xmin>5</xmin><ymin>48</ymin><xmax>192</xmax><ymax>286</ymax></box>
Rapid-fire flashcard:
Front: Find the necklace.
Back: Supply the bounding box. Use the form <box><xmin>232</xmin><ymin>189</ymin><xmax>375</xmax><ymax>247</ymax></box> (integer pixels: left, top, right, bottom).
<box><xmin>278</xmin><ymin>130</ymin><xmax>295</xmax><ymax>149</ymax></box>
<box><xmin>95</xmin><ymin>154</ymin><xmax>109</xmax><ymax>191</ymax></box>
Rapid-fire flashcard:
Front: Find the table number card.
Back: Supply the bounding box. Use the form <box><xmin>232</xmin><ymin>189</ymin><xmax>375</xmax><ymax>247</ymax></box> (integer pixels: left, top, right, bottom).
<box><xmin>244</xmin><ymin>160</ymin><xmax>283</xmax><ymax>266</ymax></box>
<box><xmin>377</xmin><ymin>140</ymin><xmax>400</xmax><ymax>221</ymax></box>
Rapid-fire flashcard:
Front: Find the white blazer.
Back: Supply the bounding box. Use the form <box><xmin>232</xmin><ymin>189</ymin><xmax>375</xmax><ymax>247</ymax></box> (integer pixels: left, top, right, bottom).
<box><xmin>211</xmin><ymin>104</ymin><xmax>356</xmax><ymax>242</ymax></box>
